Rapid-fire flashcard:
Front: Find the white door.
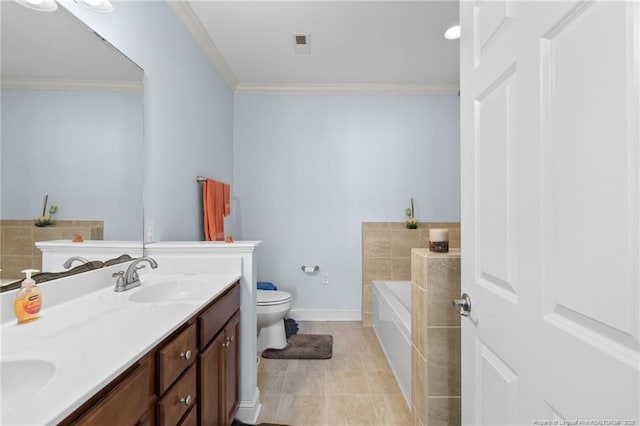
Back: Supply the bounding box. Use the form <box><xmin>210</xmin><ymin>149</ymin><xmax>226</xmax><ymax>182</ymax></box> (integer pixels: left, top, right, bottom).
<box><xmin>460</xmin><ymin>1</ymin><xmax>640</xmax><ymax>424</ymax></box>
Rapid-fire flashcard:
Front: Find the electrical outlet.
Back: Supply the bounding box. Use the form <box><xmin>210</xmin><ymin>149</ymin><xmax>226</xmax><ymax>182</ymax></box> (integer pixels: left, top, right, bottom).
<box><xmin>322</xmin><ymin>273</ymin><xmax>329</xmax><ymax>285</ymax></box>
<box><xmin>145</xmin><ymin>221</ymin><xmax>155</xmax><ymax>243</ymax></box>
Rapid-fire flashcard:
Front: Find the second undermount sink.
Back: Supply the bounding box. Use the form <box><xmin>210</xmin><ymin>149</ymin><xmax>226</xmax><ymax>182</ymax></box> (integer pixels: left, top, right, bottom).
<box><xmin>1</xmin><ymin>359</ymin><xmax>56</xmax><ymax>415</ymax></box>
<box><xmin>128</xmin><ymin>278</ymin><xmax>212</xmax><ymax>303</ymax></box>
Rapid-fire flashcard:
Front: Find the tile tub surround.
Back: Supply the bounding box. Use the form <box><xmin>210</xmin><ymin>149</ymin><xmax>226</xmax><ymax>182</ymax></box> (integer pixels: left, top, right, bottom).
<box><xmin>0</xmin><ymin>220</ymin><xmax>103</xmax><ymax>280</ymax></box>
<box><xmin>411</xmin><ymin>248</ymin><xmax>461</xmax><ymax>426</ymax></box>
<box><xmin>361</xmin><ymin>222</ymin><xmax>460</xmax><ymax>327</ymax></box>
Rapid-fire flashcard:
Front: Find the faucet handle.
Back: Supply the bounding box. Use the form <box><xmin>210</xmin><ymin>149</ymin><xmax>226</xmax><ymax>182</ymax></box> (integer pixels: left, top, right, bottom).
<box><xmin>112</xmin><ymin>270</ymin><xmax>125</xmax><ymax>291</ymax></box>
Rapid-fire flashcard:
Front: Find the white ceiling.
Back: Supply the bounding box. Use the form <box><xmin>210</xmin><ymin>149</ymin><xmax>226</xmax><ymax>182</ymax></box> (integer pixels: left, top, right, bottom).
<box><xmin>0</xmin><ymin>1</ymin><xmax>142</xmax><ymax>85</ymax></box>
<box><xmin>179</xmin><ymin>1</ymin><xmax>460</xmax><ymax>94</ymax></box>
<box><xmin>1</xmin><ymin>1</ymin><xmax>459</xmax><ymax>94</ymax></box>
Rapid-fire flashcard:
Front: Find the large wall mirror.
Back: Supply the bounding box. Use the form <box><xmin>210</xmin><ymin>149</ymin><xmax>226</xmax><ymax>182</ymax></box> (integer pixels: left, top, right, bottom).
<box><xmin>1</xmin><ymin>2</ymin><xmax>144</xmax><ymax>284</ymax></box>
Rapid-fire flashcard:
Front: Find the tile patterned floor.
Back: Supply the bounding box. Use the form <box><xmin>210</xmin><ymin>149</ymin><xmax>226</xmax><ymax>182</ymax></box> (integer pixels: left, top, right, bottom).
<box><xmin>257</xmin><ymin>321</ymin><xmax>412</xmax><ymax>426</ymax></box>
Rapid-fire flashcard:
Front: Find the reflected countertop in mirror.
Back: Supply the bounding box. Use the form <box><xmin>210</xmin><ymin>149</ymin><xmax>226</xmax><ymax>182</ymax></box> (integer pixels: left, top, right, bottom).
<box><xmin>0</xmin><ymin>2</ymin><xmax>145</xmax><ymax>283</ymax></box>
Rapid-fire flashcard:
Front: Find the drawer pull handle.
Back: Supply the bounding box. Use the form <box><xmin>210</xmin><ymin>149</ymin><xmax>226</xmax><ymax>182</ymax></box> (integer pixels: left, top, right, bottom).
<box><xmin>229</xmin><ymin>336</ymin><xmax>234</xmax><ymax>342</ymax></box>
<box><xmin>180</xmin><ymin>395</ymin><xmax>192</xmax><ymax>406</ymax></box>
<box><xmin>180</xmin><ymin>350</ymin><xmax>192</xmax><ymax>361</ymax></box>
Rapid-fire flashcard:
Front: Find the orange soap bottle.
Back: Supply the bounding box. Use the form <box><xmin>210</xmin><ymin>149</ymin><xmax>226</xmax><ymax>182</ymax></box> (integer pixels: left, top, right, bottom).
<box><xmin>14</xmin><ymin>269</ymin><xmax>42</xmax><ymax>324</ymax></box>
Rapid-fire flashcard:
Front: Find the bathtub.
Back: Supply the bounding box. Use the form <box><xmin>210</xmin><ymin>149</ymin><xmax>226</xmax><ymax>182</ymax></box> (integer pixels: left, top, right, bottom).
<box><xmin>371</xmin><ymin>280</ymin><xmax>411</xmax><ymax>408</ymax></box>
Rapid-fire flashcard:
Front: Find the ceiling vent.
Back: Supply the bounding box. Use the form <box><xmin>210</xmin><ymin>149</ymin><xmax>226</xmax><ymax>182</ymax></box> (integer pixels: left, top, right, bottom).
<box><xmin>293</xmin><ymin>34</ymin><xmax>311</xmax><ymax>54</ymax></box>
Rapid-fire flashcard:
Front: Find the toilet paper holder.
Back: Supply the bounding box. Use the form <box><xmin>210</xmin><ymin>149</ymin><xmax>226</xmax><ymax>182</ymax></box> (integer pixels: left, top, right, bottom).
<box><xmin>301</xmin><ymin>265</ymin><xmax>320</xmax><ymax>273</ymax></box>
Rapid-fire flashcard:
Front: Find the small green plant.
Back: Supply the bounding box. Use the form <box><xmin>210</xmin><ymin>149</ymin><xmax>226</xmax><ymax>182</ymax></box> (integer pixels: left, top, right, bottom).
<box><xmin>406</xmin><ymin>197</ymin><xmax>417</xmax><ymax>229</ymax></box>
<box><xmin>34</xmin><ymin>195</ymin><xmax>57</xmax><ymax>227</ymax></box>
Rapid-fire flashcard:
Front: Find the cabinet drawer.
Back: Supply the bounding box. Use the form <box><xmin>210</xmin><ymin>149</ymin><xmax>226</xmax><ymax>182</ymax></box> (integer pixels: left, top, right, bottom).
<box><xmin>158</xmin><ymin>323</ymin><xmax>197</xmax><ymax>394</ymax></box>
<box><xmin>157</xmin><ymin>365</ymin><xmax>197</xmax><ymax>426</ymax></box>
<box><xmin>199</xmin><ymin>282</ymin><xmax>240</xmax><ymax>349</ymax></box>
<box><xmin>74</xmin><ymin>363</ymin><xmax>149</xmax><ymax>426</ymax></box>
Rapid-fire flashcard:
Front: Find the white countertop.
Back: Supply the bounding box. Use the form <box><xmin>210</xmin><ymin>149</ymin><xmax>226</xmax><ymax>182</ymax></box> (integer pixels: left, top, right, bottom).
<box><xmin>0</xmin><ymin>269</ymin><xmax>241</xmax><ymax>425</ymax></box>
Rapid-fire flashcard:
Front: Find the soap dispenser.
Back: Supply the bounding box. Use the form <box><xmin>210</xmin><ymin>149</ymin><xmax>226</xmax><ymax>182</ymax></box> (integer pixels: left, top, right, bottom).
<box><xmin>14</xmin><ymin>269</ymin><xmax>42</xmax><ymax>324</ymax></box>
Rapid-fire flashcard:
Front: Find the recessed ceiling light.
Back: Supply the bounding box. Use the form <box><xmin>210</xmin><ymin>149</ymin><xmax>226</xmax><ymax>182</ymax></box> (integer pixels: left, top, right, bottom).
<box><xmin>444</xmin><ymin>25</ymin><xmax>460</xmax><ymax>40</ymax></box>
<box><xmin>75</xmin><ymin>0</ymin><xmax>113</xmax><ymax>13</ymax></box>
<box><xmin>13</xmin><ymin>0</ymin><xmax>58</xmax><ymax>12</ymax></box>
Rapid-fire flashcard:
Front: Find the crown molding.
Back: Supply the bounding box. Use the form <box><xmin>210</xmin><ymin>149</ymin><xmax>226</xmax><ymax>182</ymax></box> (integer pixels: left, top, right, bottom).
<box><xmin>234</xmin><ymin>82</ymin><xmax>460</xmax><ymax>95</ymax></box>
<box><xmin>165</xmin><ymin>2</ymin><xmax>459</xmax><ymax>96</ymax></box>
<box><xmin>166</xmin><ymin>0</ymin><xmax>238</xmax><ymax>90</ymax></box>
<box><xmin>1</xmin><ymin>79</ymin><xmax>143</xmax><ymax>92</ymax></box>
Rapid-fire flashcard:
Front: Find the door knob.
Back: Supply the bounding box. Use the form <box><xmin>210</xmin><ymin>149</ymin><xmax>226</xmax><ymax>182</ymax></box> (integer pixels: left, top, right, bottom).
<box><xmin>452</xmin><ymin>293</ymin><xmax>472</xmax><ymax>316</ymax></box>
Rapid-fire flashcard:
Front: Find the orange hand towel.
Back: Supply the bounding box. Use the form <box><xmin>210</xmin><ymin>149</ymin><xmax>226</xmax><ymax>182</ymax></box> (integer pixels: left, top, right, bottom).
<box><xmin>203</xmin><ymin>179</ymin><xmax>231</xmax><ymax>241</ymax></box>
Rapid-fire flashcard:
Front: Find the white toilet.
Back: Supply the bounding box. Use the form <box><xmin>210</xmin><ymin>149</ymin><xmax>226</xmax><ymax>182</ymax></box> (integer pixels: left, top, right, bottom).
<box><xmin>256</xmin><ymin>289</ymin><xmax>292</xmax><ymax>352</ymax></box>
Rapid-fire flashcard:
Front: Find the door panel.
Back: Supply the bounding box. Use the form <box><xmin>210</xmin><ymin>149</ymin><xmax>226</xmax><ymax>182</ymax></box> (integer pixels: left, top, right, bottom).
<box><xmin>461</xmin><ymin>1</ymin><xmax>640</xmax><ymax>423</ymax></box>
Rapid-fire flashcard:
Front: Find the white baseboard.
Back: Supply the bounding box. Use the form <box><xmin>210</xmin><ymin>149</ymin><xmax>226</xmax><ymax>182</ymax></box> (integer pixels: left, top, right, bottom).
<box><xmin>288</xmin><ymin>309</ymin><xmax>361</xmax><ymax>322</ymax></box>
<box><xmin>235</xmin><ymin>387</ymin><xmax>261</xmax><ymax>424</ymax></box>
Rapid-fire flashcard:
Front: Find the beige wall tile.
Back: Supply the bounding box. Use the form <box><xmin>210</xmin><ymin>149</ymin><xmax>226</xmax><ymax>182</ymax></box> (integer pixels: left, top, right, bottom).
<box><xmin>426</xmin><ymin>256</ymin><xmax>461</xmax><ymax>327</ymax></box>
<box><xmin>411</xmin><ymin>249</ymin><xmax>427</xmax><ymax>290</ymax></box>
<box><xmin>428</xmin><ymin>397</ymin><xmax>461</xmax><ymax>426</ymax></box>
<box><xmin>411</xmin><ymin>282</ymin><xmax>426</xmax><ymax>356</ymax></box>
<box><xmin>411</xmin><ymin>347</ymin><xmax>428</xmax><ymax>426</ymax></box>
<box><xmin>391</xmin><ymin>229</ymin><xmax>422</xmax><ymax>258</ymax></box>
<box><xmin>362</xmin><ymin>283</ymin><xmax>371</xmax><ymax>315</ymax></box>
<box><xmin>3</xmin><ymin>227</ymin><xmax>33</xmax><ymax>256</ymax></box>
<box><xmin>33</xmin><ymin>226</ymin><xmax>62</xmax><ymax>239</ymax></box>
<box><xmin>427</xmin><ymin>327</ymin><xmax>461</xmax><ymax>397</ymax></box>
<box><xmin>1</xmin><ymin>220</ymin><xmax>105</xmax><ymax>279</ymax></box>
<box><xmin>392</xmin><ymin>257</ymin><xmax>412</xmax><ymax>280</ymax></box>
<box><xmin>363</xmin><ymin>238</ymin><xmax>392</xmax><ymax>258</ymax></box>
<box><xmin>2</xmin><ymin>256</ymin><xmax>36</xmax><ymax>279</ymax></box>
<box><xmin>362</xmin><ymin>258</ymin><xmax>392</xmax><ymax>282</ymax></box>
<box><xmin>362</xmin><ymin>312</ymin><xmax>371</xmax><ymax>327</ymax></box>
<box><xmin>361</xmin><ymin>222</ymin><xmax>460</xmax><ymax>329</ymax></box>
<box><xmin>362</xmin><ymin>222</ymin><xmax>392</xmax><ymax>231</ymax></box>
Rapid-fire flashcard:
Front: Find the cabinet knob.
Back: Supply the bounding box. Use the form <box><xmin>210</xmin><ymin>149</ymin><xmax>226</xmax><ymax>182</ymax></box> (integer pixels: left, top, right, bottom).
<box><xmin>229</xmin><ymin>335</ymin><xmax>234</xmax><ymax>342</ymax></box>
<box><xmin>180</xmin><ymin>395</ymin><xmax>192</xmax><ymax>406</ymax></box>
<box><xmin>179</xmin><ymin>350</ymin><xmax>191</xmax><ymax>361</ymax></box>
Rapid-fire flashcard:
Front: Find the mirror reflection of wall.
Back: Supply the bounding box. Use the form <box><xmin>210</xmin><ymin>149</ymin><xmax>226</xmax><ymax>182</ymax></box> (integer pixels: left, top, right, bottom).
<box><xmin>0</xmin><ymin>1</ymin><xmax>144</xmax><ymax>282</ymax></box>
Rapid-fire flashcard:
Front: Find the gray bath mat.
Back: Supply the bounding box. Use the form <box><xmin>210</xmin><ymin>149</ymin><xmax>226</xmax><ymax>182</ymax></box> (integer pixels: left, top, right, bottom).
<box><xmin>261</xmin><ymin>334</ymin><xmax>333</xmax><ymax>359</ymax></box>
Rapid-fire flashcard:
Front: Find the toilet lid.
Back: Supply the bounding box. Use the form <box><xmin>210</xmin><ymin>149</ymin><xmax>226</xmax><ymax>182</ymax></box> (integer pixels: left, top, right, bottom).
<box><xmin>257</xmin><ymin>290</ymin><xmax>291</xmax><ymax>306</ymax></box>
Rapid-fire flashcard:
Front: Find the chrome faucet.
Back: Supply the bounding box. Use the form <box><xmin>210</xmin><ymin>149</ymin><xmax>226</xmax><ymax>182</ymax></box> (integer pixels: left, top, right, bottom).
<box><xmin>113</xmin><ymin>257</ymin><xmax>158</xmax><ymax>292</ymax></box>
<box><xmin>63</xmin><ymin>256</ymin><xmax>89</xmax><ymax>269</ymax></box>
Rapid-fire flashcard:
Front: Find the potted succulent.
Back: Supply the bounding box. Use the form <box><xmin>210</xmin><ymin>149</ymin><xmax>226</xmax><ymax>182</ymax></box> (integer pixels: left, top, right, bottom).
<box><xmin>406</xmin><ymin>197</ymin><xmax>417</xmax><ymax>229</ymax></box>
<box><xmin>34</xmin><ymin>195</ymin><xmax>57</xmax><ymax>227</ymax></box>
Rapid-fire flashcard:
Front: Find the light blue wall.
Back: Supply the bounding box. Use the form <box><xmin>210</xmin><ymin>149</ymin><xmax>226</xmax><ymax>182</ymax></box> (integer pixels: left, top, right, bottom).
<box><xmin>1</xmin><ymin>89</ymin><xmax>143</xmax><ymax>240</ymax></box>
<box><xmin>233</xmin><ymin>94</ymin><xmax>460</xmax><ymax>311</ymax></box>
<box><xmin>63</xmin><ymin>0</ymin><xmax>234</xmax><ymax>241</ymax></box>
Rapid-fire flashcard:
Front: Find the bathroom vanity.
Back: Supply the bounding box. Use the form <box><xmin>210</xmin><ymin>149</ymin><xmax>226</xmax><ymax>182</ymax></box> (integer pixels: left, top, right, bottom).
<box><xmin>0</xmin><ymin>264</ymin><xmax>242</xmax><ymax>425</ymax></box>
<box><xmin>61</xmin><ymin>282</ymin><xmax>240</xmax><ymax>425</ymax></box>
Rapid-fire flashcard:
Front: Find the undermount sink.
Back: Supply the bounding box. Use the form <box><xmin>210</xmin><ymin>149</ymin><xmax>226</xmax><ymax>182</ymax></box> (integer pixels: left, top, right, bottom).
<box><xmin>1</xmin><ymin>359</ymin><xmax>56</xmax><ymax>414</ymax></box>
<box><xmin>128</xmin><ymin>278</ymin><xmax>211</xmax><ymax>303</ymax></box>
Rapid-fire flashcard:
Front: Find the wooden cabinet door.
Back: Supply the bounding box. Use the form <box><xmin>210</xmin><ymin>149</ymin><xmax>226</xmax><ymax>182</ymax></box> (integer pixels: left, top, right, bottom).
<box><xmin>73</xmin><ymin>363</ymin><xmax>149</xmax><ymax>426</ymax></box>
<box><xmin>199</xmin><ymin>330</ymin><xmax>225</xmax><ymax>426</ymax></box>
<box><xmin>224</xmin><ymin>312</ymin><xmax>240</xmax><ymax>426</ymax></box>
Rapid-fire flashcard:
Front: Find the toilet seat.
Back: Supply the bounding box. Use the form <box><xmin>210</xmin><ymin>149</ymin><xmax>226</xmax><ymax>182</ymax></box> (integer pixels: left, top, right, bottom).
<box><xmin>257</xmin><ymin>290</ymin><xmax>292</xmax><ymax>306</ymax></box>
